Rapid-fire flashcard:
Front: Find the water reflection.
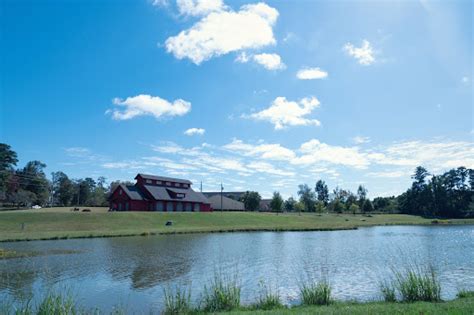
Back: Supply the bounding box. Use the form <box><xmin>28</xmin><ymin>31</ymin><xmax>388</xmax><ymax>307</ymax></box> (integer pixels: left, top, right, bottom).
<box><xmin>1</xmin><ymin>225</ymin><xmax>473</xmax><ymax>313</ymax></box>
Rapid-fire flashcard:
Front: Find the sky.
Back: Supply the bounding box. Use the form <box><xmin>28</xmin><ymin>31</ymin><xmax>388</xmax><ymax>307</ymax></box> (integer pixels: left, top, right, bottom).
<box><xmin>0</xmin><ymin>0</ymin><xmax>473</xmax><ymax>198</ymax></box>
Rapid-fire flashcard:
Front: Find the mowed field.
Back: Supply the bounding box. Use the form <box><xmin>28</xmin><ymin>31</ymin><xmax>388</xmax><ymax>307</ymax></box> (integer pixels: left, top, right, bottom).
<box><xmin>1</xmin><ymin>208</ymin><xmax>474</xmax><ymax>242</ymax></box>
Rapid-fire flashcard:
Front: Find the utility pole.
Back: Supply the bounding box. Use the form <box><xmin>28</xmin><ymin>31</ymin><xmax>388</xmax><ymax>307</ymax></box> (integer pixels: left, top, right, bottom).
<box><xmin>200</xmin><ymin>181</ymin><xmax>202</xmax><ymax>192</ymax></box>
<box><xmin>220</xmin><ymin>182</ymin><xmax>224</xmax><ymax>212</ymax></box>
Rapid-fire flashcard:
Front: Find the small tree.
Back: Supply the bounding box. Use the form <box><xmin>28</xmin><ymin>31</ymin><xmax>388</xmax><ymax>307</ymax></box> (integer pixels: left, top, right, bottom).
<box><xmin>242</xmin><ymin>191</ymin><xmax>261</xmax><ymax>211</ymax></box>
<box><xmin>362</xmin><ymin>199</ymin><xmax>374</xmax><ymax>213</ymax></box>
<box><xmin>284</xmin><ymin>197</ymin><xmax>296</xmax><ymax>212</ymax></box>
<box><xmin>270</xmin><ymin>191</ymin><xmax>283</xmax><ymax>214</ymax></box>
<box><xmin>315</xmin><ymin>201</ymin><xmax>326</xmax><ymax>214</ymax></box>
<box><xmin>349</xmin><ymin>203</ymin><xmax>359</xmax><ymax>215</ymax></box>
<box><xmin>295</xmin><ymin>201</ymin><xmax>305</xmax><ymax>215</ymax></box>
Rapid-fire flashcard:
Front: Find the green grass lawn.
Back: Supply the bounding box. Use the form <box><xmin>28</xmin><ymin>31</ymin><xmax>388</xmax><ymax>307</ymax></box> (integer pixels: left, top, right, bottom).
<box><xmin>1</xmin><ymin>209</ymin><xmax>473</xmax><ymax>242</ymax></box>
<box><xmin>221</xmin><ymin>294</ymin><xmax>474</xmax><ymax>315</ymax></box>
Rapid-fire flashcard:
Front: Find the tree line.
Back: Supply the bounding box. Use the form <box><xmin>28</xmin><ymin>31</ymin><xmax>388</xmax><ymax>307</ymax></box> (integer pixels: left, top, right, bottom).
<box><xmin>241</xmin><ymin>169</ymin><xmax>473</xmax><ymax>218</ymax></box>
<box><xmin>1</xmin><ymin>143</ymin><xmax>473</xmax><ymax>217</ymax></box>
<box><xmin>0</xmin><ymin>143</ymin><xmax>125</xmax><ymax>208</ymax></box>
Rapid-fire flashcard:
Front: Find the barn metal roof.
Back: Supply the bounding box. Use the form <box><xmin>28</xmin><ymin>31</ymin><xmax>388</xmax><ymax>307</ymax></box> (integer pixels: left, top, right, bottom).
<box><xmin>143</xmin><ymin>185</ymin><xmax>209</xmax><ymax>203</ymax></box>
<box><xmin>135</xmin><ymin>173</ymin><xmax>192</xmax><ymax>185</ymax></box>
<box><xmin>120</xmin><ymin>184</ymin><xmax>147</xmax><ymax>201</ymax></box>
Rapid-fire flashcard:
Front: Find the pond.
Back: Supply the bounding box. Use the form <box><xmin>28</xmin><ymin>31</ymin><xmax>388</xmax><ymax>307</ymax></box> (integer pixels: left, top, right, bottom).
<box><xmin>1</xmin><ymin>225</ymin><xmax>474</xmax><ymax>313</ymax></box>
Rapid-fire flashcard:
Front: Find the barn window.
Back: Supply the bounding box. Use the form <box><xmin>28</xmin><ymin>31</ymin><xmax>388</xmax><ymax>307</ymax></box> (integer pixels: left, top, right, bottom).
<box><xmin>146</xmin><ymin>179</ymin><xmax>152</xmax><ymax>184</ymax></box>
<box><xmin>176</xmin><ymin>183</ymin><xmax>181</xmax><ymax>187</ymax></box>
<box><xmin>194</xmin><ymin>203</ymin><xmax>200</xmax><ymax>211</ymax></box>
<box><xmin>176</xmin><ymin>193</ymin><xmax>185</xmax><ymax>198</ymax></box>
<box><xmin>166</xmin><ymin>202</ymin><xmax>174</xmax><ymax>211</ymax></box>
<box><xmin>156</xmin><ymin>180</ymin><xmax>162</xmax><ymax>185</ymax></box>
<box><xmin>166</xmin><ymin>182</ymin><xmax>171</xmax><ymax>186</ymax></box>
<box><xmin>119</xmin><ymin>189</ymin><xmax>122</xmax><ymax>195</ymax></box>
<box><xmin>176</xmin><ymin>202</ymin><xmax>183</xmax><ymax>211</ymax></box>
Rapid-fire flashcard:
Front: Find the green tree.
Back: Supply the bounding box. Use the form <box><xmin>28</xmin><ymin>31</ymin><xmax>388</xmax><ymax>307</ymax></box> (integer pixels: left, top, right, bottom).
<box><xmin>18</xmin><ymin>161</ymin><xmax>50</xmax><ymax>205</ymax></box>
<box><xmin>349</xmin><ymin>203</ymin><xmax>360</xmax><ymax>215</ymax></box>
<box><xmin>0</xmin><ymin>143</ymin><xmax>18</xmax><ymax>200</ymax></box>
<box><xmin>357</xmin><ymin>185</ymin><xmax>367</xmax><ymax>208</ymax></box>
<box><xmin>242</xmin><ymin>191</ymin><xmax>261</xmax><ymax>211</ymax></box>
<box><xmin>315</xmin><ymin>180</ymin><xmax>329</xmax><ymax>205</ymax></box>
<box><xmin>52</xmin><ymin>171</ymin><xmax>75</xmax><ymax>206</ymax></box>
<box><xmin>284</xmin><ymin>197</ymin><xmax>296</xmax><ymax>212</ymax></box>
<box><xmin>297</xmin><ymin>184</ymin><xmax>316</xmax><ymax>212</ymax></box>
<box><xmin>362</xmin><ymin>199</ymin><xmax>374</xmax><ymax>213</ymax></box>
<box><xmin>270</xmin><ymin>191</ymin><xmax>283</xmax><ymax>213</ymax></box>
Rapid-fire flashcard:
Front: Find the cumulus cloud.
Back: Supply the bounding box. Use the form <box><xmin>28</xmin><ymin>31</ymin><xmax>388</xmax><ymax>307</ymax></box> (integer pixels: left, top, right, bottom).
<box><xmin>235</xmin><ymin>52</ymin><xmax>285</xmax><ymax>70</ymax></box>
<box><xmin>246</xmin><ymin>96</ymin><xmax>321</xmax><ymax>130</ymax></box>
<box><xmin>176</xmin><ymin>0</ymin><xmax>225</xmax><ymax>16</ymax></box>
<box><xmin>223</xmin><ymin>139</ymin><xmax>295</xmax><ymax>160</ymax></box>
<box><xmin>293</xmin><ymin>139</ymin><xmax>370</xmax><ymax>169</ymax></box>
<box><xmin>252</xmin><ymin>53</ymin><xmax>285</xmax><ymax>70</ymax></box>
<box><xmin>165</xmin><ymin>2</ymin><xmax>278</xmax><ymax>64</ymax></box>
<box><xmin>184</xmin><ymin>127</ymin><xmax>205</xmax><ymax>136</ymax></box>
<box><xmin>107</xmin><ymin>94</ymin><xmax>191</xmax><ymax>121</ymax></box>
<box><xmin>343</xmin><ymin>40</ymin><xmax>375</xmax><ymax>65</ymax></box>
<box><xmin>296</xmin><ymin>67</ymin><xmax>328</xmax><ymax>80</ymax></box>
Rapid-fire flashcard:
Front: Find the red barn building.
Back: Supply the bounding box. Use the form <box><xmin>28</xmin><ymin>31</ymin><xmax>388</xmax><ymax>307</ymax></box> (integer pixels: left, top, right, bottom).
<box><xmin>109</xmin><ymin>174</ymin><xmax>212</xmax><ymax>212</ymax></box>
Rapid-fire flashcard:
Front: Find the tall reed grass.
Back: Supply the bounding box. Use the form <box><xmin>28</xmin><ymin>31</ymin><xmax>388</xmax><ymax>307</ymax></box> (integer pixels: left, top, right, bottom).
<box><xmin>163</xmin><ymin>286</ymin><xmax>192</xmax><ymax>315</ymax></box>
<box><xmin>300</xmin><ymin>280</ymin><xmax>332</xmax><ymax>306</ymax></box>
<box><xmin>252</xmin><ymin>281</ymin><xmax>283</xmax><ymax>310</ymax></box>
<box><xmin>201</xmin><ymin>273</ymin><xmax>241</xmax><ymax>312</ymax></box>
<box><xmin>381</xmin><ymin>264</ymin><xmax>441</xmax><ymax>302</ymax></box>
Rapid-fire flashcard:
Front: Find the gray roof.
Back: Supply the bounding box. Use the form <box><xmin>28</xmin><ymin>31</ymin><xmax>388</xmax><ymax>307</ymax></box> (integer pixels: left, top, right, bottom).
<box><xmin>121</xmin><ymin>184</ymin><xmax>147</xmax><ymax>201</ymax></box>
<box><xmin>143</xmin><ymin>185</ymin><xmax>209</xmax><ymax>203</ymax></box>
<box><xmin>136</xmin><ymin>173</ymin><xmax>192</xmax><ymax>185</ymax></box>
<box><xmin>207</xmin><ymin>195</ymin><xmax>245</xmax><ymax>211</ymax></box>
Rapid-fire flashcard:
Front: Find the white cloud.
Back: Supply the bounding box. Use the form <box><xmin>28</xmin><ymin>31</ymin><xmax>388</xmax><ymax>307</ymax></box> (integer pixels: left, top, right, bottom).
<box><xmin>366</xmin><ymin>170</ymin><xmax>408</xmax><ymax>178</ymax></box>
<box><xmin>343</xmin><ymin>40</ymin><xmax>375</xmax><ymax>65</ymax></box>
<box><xmin>247</xmin><ymin>161</ymin><xmax>295</xmax><ymax>176</ymax></box>
<box><xmin>462</xmin><ymin>76</ymin><xmax>470</xmax><ymax>84</ymax></box>
<box><xmin>235</xmin><ymin>52</ymin><xmax>250</xmax><ymax>63</ymax></box>
<box><xmin>165</xmin><ymin>2</ymin><xmax>278</xmax><ymax>64</ymax></box>
<box><xmin>246</xmin><ymin>96</ymin><xmax>321</xmax><ymax>130</ymax></box>
<box><xmin>223</xmin><ymin>139</ymin><xmax>295</xmax><ymax>160</ymax></box>
<box><xmin>152</xmin><ymin>0</ymin><xmax>169</xmax><ymax>7</ymax></box>
<box><xmin>106</xmin><ymin>94</ymin><xmax>191</xmax><ymax>121</ymax></box>
<box><xmin>352</xmin><ymin>136</ymin><xmax>371</xmax><ymax>144</ymax></box>
<box><xmin>293</xmin><ymin>139</ymin><xmax>370</xmax><ymax>169</ymax></box>
<box><xmin>296</xmin><ymin>67</ymin><xmax>328</xmax><ymax>80</ymax></box>
<box><xmin>184</xmin><ymin>127</ymin><xmax>205</xmax><ymax>136</ymax></box>
<box><xmin>252</xmin><ymin>53</ymin><xmax>285</xmax><ymax>70</ymax></box>
<box><xmin>177</xmin><ymin>0</ymin><xmax>225</xmax><ymax>16</ymax></box>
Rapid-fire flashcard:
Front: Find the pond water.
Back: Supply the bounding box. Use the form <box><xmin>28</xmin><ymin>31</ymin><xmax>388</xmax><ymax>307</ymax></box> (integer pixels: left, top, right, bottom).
<box><xmin>1</xmin><ymin>225</ymin><xmax>474</xmax><ymax>313</ymax></box>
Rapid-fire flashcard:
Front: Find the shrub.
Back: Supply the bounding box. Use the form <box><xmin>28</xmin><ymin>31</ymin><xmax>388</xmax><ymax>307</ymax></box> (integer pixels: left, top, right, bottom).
<box><xmin>300</xmin><ymin>280</ymin><xmax>332</xmax><ymax>306</ymax></box>
<box><xmin>457</xmin><ymin>289</ymin><xmax>474</xmax><ymax>299</ymax></box>
<box><xmin>201</xmin><ymin>273</ymin><xmax>240</xmax><ymax>312</ymax></box>
<box><xmin>163</xmin><ymin>286</ymin><xmax>192</xmax><ymax>315</ymax></box>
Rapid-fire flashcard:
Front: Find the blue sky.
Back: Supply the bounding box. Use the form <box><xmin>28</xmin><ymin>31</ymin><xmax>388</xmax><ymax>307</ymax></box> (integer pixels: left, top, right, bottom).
<box><xmin>1</xmin><ymin>0</ymin><xmax>472</xmax><ymax>198</ymax></box>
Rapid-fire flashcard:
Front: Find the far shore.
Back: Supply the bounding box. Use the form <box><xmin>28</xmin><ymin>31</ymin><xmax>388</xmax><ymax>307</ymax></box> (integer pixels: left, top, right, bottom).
<box><xmin>1</xmin><ymin>208</ymin><xmax>473</xmax><ymax>243</ymax></box>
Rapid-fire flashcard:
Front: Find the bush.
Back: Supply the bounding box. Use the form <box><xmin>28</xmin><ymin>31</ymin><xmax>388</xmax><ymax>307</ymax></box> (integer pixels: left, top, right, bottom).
<box><xmin>300</xmin><ymin>280</ymin><xmax>332</xmax><ymax>306</ymax></box>
<box><xmin>201</xmin><ymin>273</ymin><xmax>240</xmax><ymax>312</ymax></box>
<box><xmin>163</xmin><ymin>286</ymin><xmax>192</xmax><ymax>315</ymax></box>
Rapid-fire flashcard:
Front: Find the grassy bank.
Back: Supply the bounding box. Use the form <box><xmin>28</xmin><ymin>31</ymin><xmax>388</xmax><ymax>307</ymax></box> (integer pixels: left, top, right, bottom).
<box><xmin>1</xmin><ymin>209</ymin><xmax>473</xmax><ymax>242</ymax></box>
<box><xmin>222</xmin><ymin>295</ymin><xmax>474</xmax><ymax>315</ymax></box>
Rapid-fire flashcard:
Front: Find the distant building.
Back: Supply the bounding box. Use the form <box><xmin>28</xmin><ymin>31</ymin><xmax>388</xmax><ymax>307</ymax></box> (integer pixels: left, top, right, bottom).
<box><xmin>205</xmin><ymin>194</ymin><xmax>245</xmax><ymax>211</ymax></box>
<box><xmin>109</xmin><ymin>174</ymin><xmax>211</xmax><ymax>212</ymax></box>
<box><xmin>259</xmin><ymin>199</ymin><xmax>272</xmax><ymax>212</ymax></box>
<box><xmin>202</xmin><ymin>191</ymin><xmax>246</xmax><ymax>201</ymax></box>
